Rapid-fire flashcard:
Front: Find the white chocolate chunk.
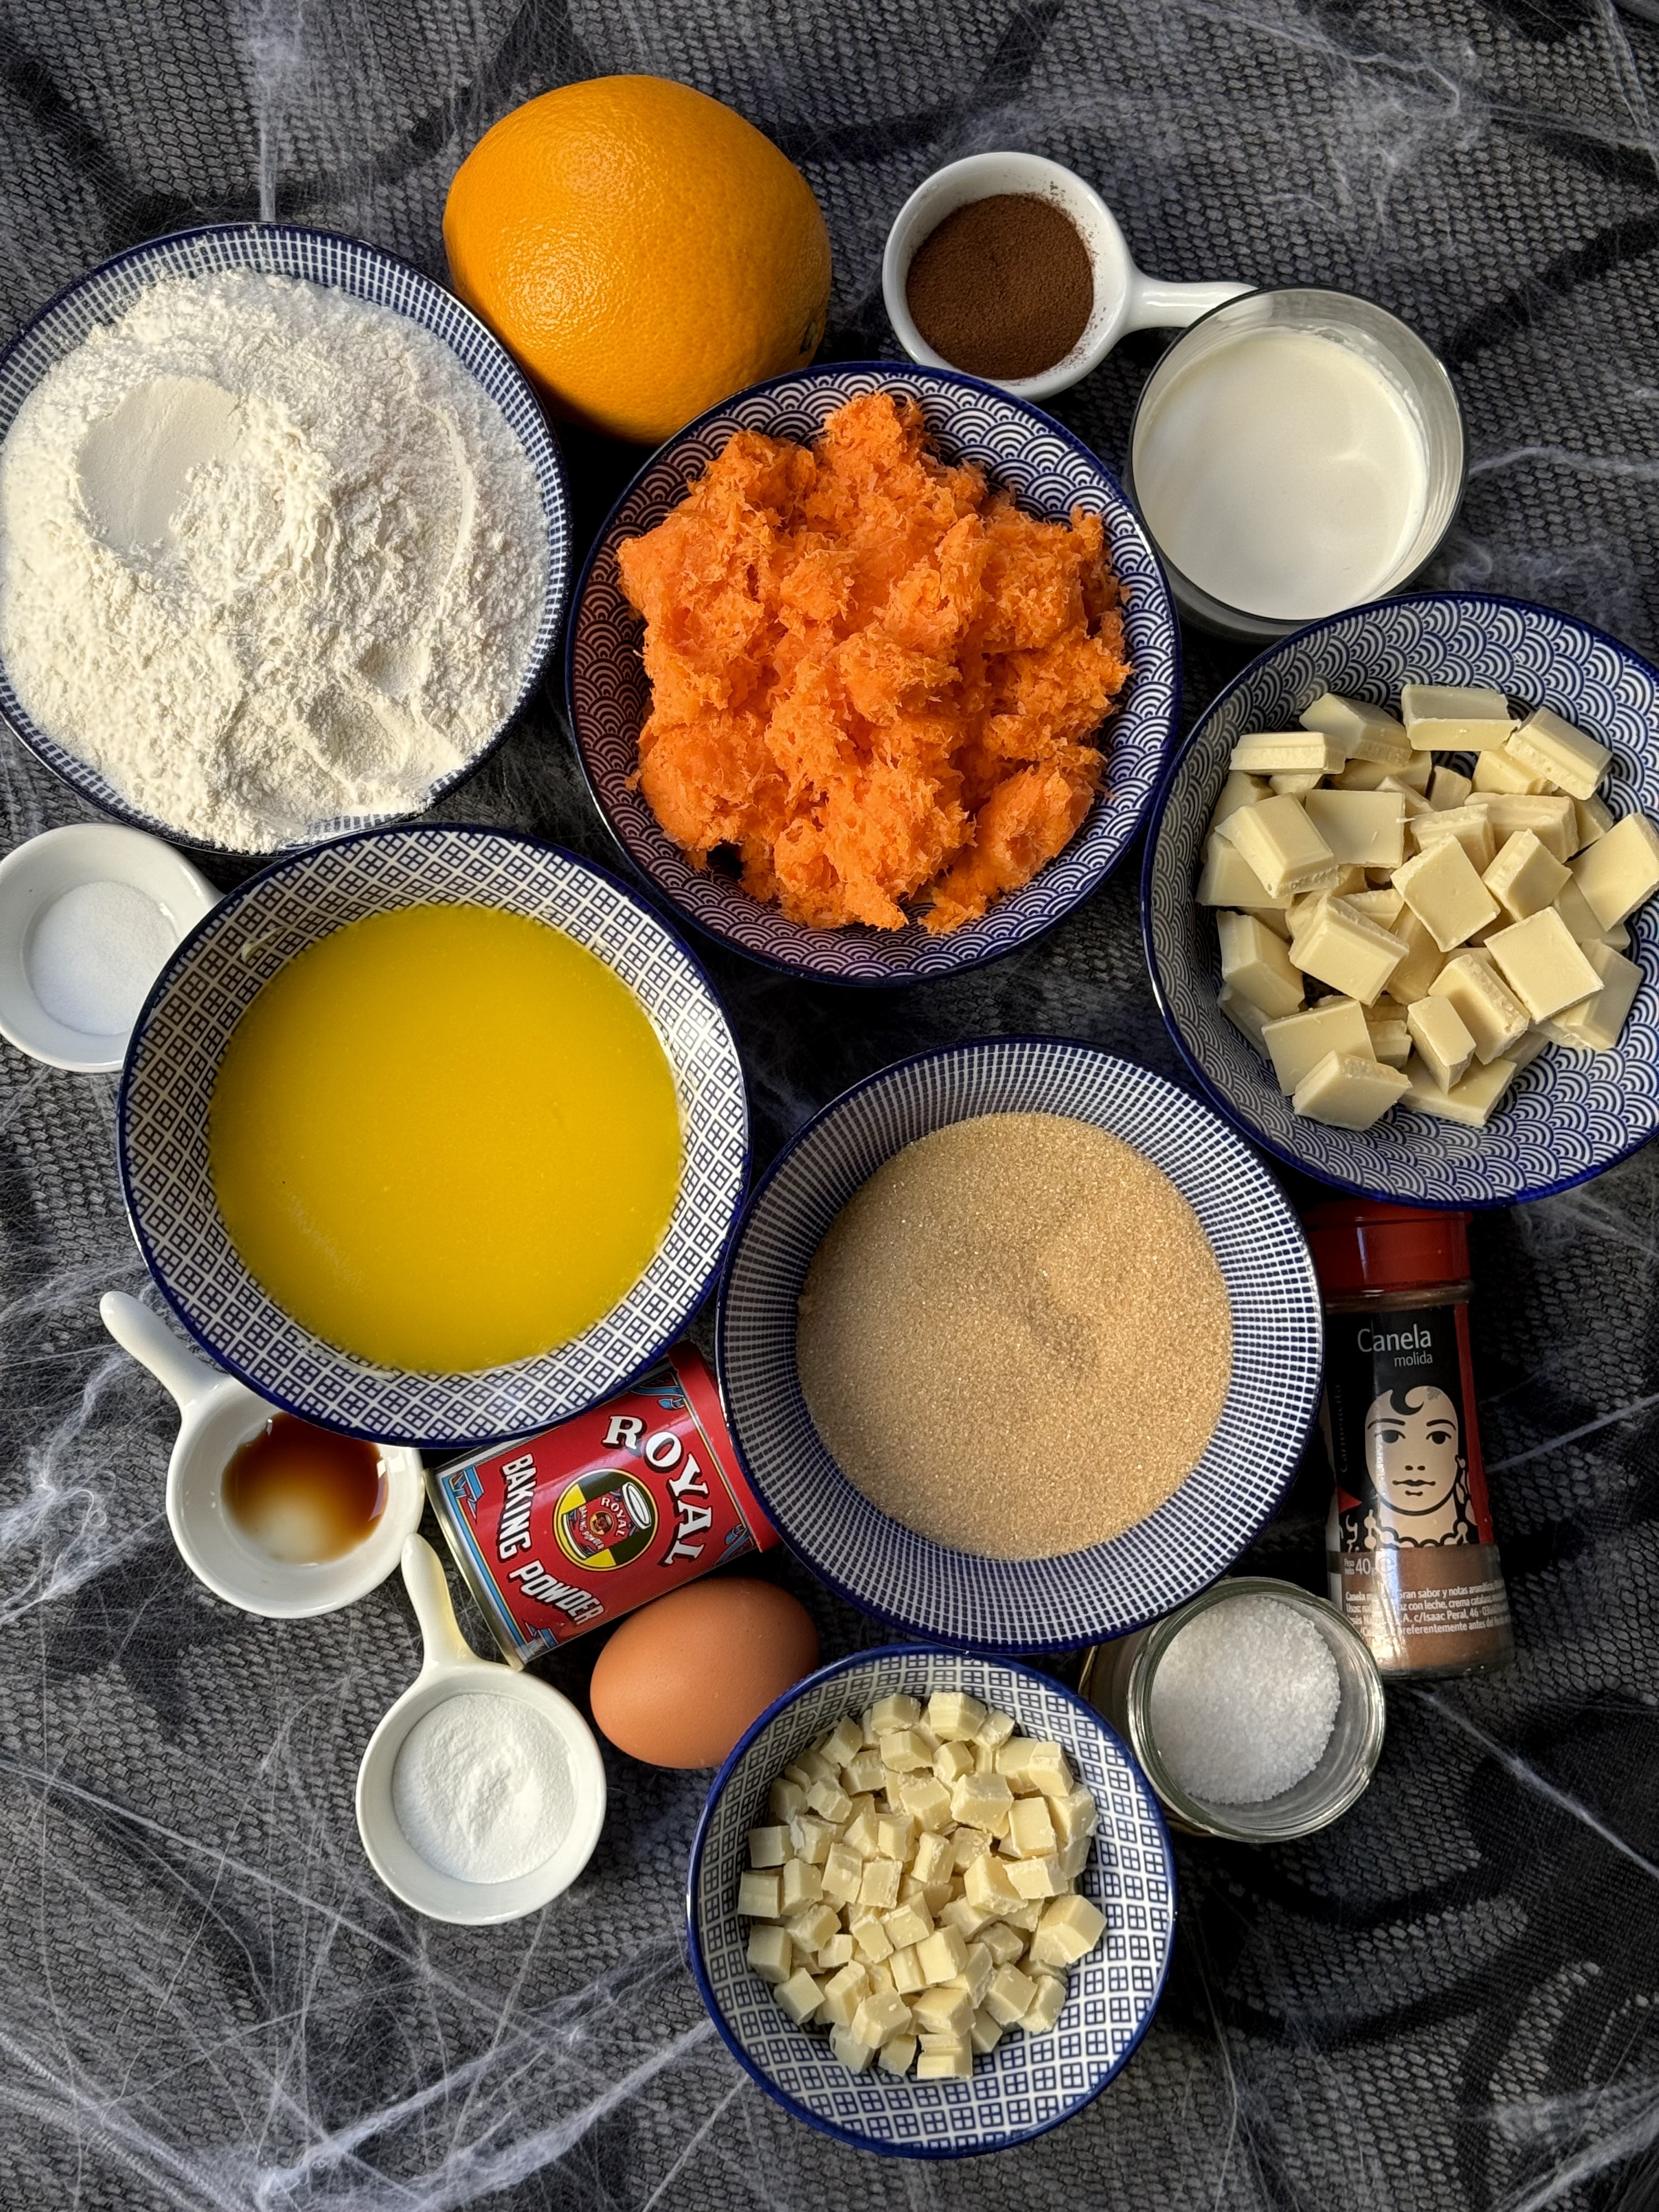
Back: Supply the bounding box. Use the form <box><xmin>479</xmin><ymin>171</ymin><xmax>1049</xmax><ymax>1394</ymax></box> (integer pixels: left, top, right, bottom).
<box><xmin>816</xmin><ymin>1933</ymin><xmax>854</xmax><ymax>1970</ymax></box>
<box><xmin>1021</xmin><ymin>1974</ymin><xmax>1069</xmax><ymax>2035</ymax></box>
<box><xmin>925</xmin><ymin>1690</ymin><xmax>986</xmax><ymax>1743</ymax></box>
<box><xmin>790</xmin><ymin>1813</ymin><xmax>834</xmax><ymax>1865</ymax></box>
<box><xmin>1378</xmin><ymin>771</ymin><xmax>1434</xmax><ymax>819</ymax></box>
<box><xmin>969</xmin><ymin>2005</ymin><xmax>1004</xmax><ymax>2057</ymax></box>
<box><xmin>915</xmin><ymin>2035</ymin><xmax>973</xmax><ymax>2079</ymax></box>
<box><xmin>1395</xmin><ymin>839</ymin><xmax>1501</xmax><ymax>952</ymax></box>
<box><xmin>1572</xmin><ymin>813</ymin><xmax>1659</xmax><ymax>928</ymax></box>
<box><xmin>780</xmin><ymin>1859</ymin><xmax>823</xmax><ymax>1914</ymax></box>
<box><xmin>1429</xmin><ymin>952</ymin><xmax>1530</xmax><ymax>1064</ymax></box>
<box><xmin>748</xmin><ymin>1825</ymin><xmax>788</xmax><ymax>1868</ymax></box>
<box><xmin>952</xmin><ymin>1940</ymin><xmax>996</xmax><ymax>2010</ymax></box>
<box><xmin>916</xmin><ymin>1925</ymin><xmax>969</xmax><ymax>1985</ymax></box>
<box><xmin>878</xmin><ymin>2032</ymin><xmax>917</xmax><ymax>2075</ymax></box>
<box><xmin>889</xmin><ymin>1942</ymin><xmax>926</xmax><ymax>1994</ymax></box>
<box><xmin>830</xmin><ymin>2024</ymin><xmax>877</xmax><ymax>2072</ymax></box>
<box><xmin>1486</xmin><ymin>909</ymin><xmax>1602</xmax><ymax>1021</ymax></box>
<box><xmin>964</xmin><ymin>1850</ymin><xmax>1020</xmax><ymax>1912</ymax></box>
<box><xmin>1345</xmin><ymin>887</ymin><xmax>1404</xmax><ymax>927</ymax></box>
<box><xmin>1553</xmin><ymin>876</ymin><xmax>1620</xmax><ymax>945</ymax></box>
<box><xmin>939</xmin><ymin>1892</ymin><xmax>993</xmax><ymax>1942</ymax></box>
<box><xmin>1260</xmin><ymin>997</ymin><xmax>1373</xmax><ymax>1093</ymax></box>
<box><xmin>842</xmin><ymin>1746</ymin><xmax>885</xmax><ymax>1793</ymax></box>
<box><xmin>1363</xmin><ymin>1003</ymin><xmax>1412</xmax><ymax>1066</ymax></box>
<box><xmin>879</xmin><ymin>1730</ymin><xmax>932</xmax><ymax>1773</ymax></box>
<box><xmin>1292</xmin><ymin>1050</ymin><xmax>1410</xmax><ymax>1128</ymax></box>
<box><xmin>1300</xmin><ymin>691</ymin><xmax>1410</xmax><ymax>764</ymax></box>
<box><xmin>840</xmin><ymin>1809</ymin><xmax>880</xmax><ymax>1860</ymax></box>
<box><xmin>1429</xmin><ymin>765</ymin><xmax>1472</xmax><ymax>812</ymax></box>
<box><xmin>1545</xmin><ymin>939</ymin><xmax>1641</xmax><ymax>1050</ymax></box>
<box><xmin>1208</xmin><ymin>770</ymin><xmax>1269</xmax><ymax>831</ymax></box>
<box><xmin>747</xmin><ymin>1924</ymin><xmax>794</xmax><ymax>1982</ymax></box>
<box><xmin>876</xmin><ymin>1813</ymin><xmax>916</xmax><ymax>1863</ymax></box>
<box><xmin>821</xmin><ymin>1716</ymin><xmax>863</xmax><ymax>1767</ymax></box>
<box><xmin>1407</xmin><ymin>995</ymin><xmax>1476</xmax><ymax>1090</ymax></box>
<box><xmin>850</xmin><ymin>1909</ymin><xmax>893</xmax><ymax>1963</ymax></box>
<box><xmin>786</xmin><ymin>1901</ymin><xmax>839</xmax><ymax>1952</ymax></box>
<box><xmin>910</xmin><ymin>1983</ymin><xmax>974</xmax><ymax>2037</ymax></box>
<box><xmin>1401</xmin><ymin>1054</ymin><xmax>1517</xmax><ymax>1128</ymax></box>
<box><xmin>821</xmin><ymin>1842</ymin><xmax>861</xmax><ymax>1908</ymax></box>
<box><xmin>857</xmin><ymin>1858</ymin><xmax>902</xmax><ymax>1911</ymax></box>
<box><xmin>852</xmin><ymin>1989</ymin><xmax>911</xmax><ymax>2047</ymax></box>
<box><xmin>1474</xmin><ymin>746</ymin><xmax>1550</xmax><ymax>795</ymax></box>
<box><xmin>1483</xmin><ymin>829</ymin><xmax>1571</xmax><ymax>922</ymax></box>
<box><xmin>979</xmin><ymin>1921</ymin><xmax>1026</xmax><ymax>1967</ymax></box>
<box><xmin>1483</xmin><ymin>793</ymin><xmax>1576</xmax><ymax>864</ymax></box>
<box><xmin>1302</xmin><ymin>788</ymin><xmax>1406</xmax><ymax>869</ymax></box>
<box><xmin>899</xmin><ymin>1775</ymin><xmax>953</xmax><ymax>1831</ymax></box>
<box><xmin>1026</xmin><ymin>1894</ymin><xmax>1109</xmax><ymax>1971</ymax></box>
<box><xmin>1574</xmin><ymin>794</ymin><xmax>1616</xmax><ymax>850</ymax></box>
<box><xmin>1007</xmin><ymin>1853</ymin><xmax>1067</xmax><ymax>1899</ymax></box>
<box><xmin>1220</xmin><ymin>794</ymin><xmax>1337</xmax><ymax>898</ymax></box>
<box><xmin>905</xmin><ymin>1829</ymin><xmax>947</xmax><ymax>1884</ymax></box>
<box><xmin>870</xmin><ymin>1695</ymin><xmax>921</xmax><ymax>1734</ymax></box>
<box><xmin>1380</xmin><ymin>907</ymin><xmax>1444</xmax><ymax>1004</ymax></box>
<box><xmin>1049</xmin><ymin>1785</ymin><xmax>1098</xmax><ymax>1845</ymax></box>
<box><xmin>1410</xmin><ymin>803</ymin><xmax>1496</xmax><ymax>873</ymax></box>
<box><xmin>933</xmin><ymin>1740</ymin><xmax>974</xmax><ymax>1786</ymax></box>
<box><xmin>984</xmin><ymin>1963</ymin><xmax>1039</xmax><ymax>2026</ymax></box>
<box><xmin>1269</xmin><ymin>770</ymin><xmax>1322</xmax><ymax>797</ymax></box>
<box><xmin>975</xmin><ymin>1709</ymin><xmax>1017</xmax><ymax>1751</ymax></box>
<box><xmin>884</xmin><ymin>1893</ymin><xmax>933</xmax><ymax>1949</ymax></box>
<box><xmin>949</xmin><ymin>1771</ymin><xmax>1014</xmax><ymax>1835</ymax></box>
<box><xmin>1228</xmin><ymin>732</ymin><xmax>1347</xmax><ymax>775</ymax></box>
<box><xmin>738</xmin><ymin>1871</ymin><xmax>781</xmax><ymax>1919</ymax></box>
<box><xmin>1289</xmin><ymin>897</ymin><xmax>1408</xmax><ymax>1005</ymax></box>
<box><xmin>775</xmin><ymin>1966</ymin><xmax>825</xmax><ymax>2024</ymax></box>
<box><xmin>769</xmin><ymin>1778</ymin><xmax>805</xmax><ymax>1823</ymax></box>
<box><xmin>821</xmin><ymin>1961</ymin><xmax>870</xmax><ymax>2029</ymax></box>
<box><xmin>1505</xmin><ymin>705</ymin><xmax>1611</xmax><ymax>799</ymax></box>
<box><xmin>1400</xmin><ymin>683</ymin><xmax>1515</xmax><ymax>749</ymax></box>
<box><xmin>1057</xmin><ymin>1832</ymin><xmax>1092</xmax><ymax>1879</ymax></box>
<box><xmin>1217</xmin><ymin>981</ymin><xmax>1273</xmax><ymax>1053</ymax></box>
<box><xmin>1005</xmin><ymin>1795</ymin><xmax>1059</xmax><ymax>1859</ymax></box>
<box><xmin>805</xmin><ymin>1778</ymin><xmax>851</xmax><ymax>1824</ymax></box>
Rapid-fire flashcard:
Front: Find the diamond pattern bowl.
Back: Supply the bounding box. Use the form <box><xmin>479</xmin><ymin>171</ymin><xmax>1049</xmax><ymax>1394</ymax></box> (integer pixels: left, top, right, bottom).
<box><xmin>716</xmin><ymin>1037</ymin><xmax>1322</xmax><ymax>1651</ymax></box>
<box><xmin>565</xmin><ymin>362</ymin><xmax>1180</xmax><ymax>984</ymax></box>
<box><xmin>687</xmin><ymin>1645</ymin><xmax>1175</xmax><ymax>2158</ymax></box>
<box><xmin>118</xmin><ymin>825</ymin><xmax>748</xmax><ymax>1448</ymax></box>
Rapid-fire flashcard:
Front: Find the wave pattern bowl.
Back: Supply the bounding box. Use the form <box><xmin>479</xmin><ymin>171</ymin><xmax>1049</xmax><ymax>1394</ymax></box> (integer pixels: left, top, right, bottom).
<box><xmin>1142</xmin><ymin>591</ymin><xmax>1659</xmax><ymax>1205</ymax></box>
<box><xmin>0</xmin><ymin>222</ymin><xmax>571</xmax><ymax>859</ymax></box>
<box><xmin>715</xmin><ymin>1037</ymin><xmax>1322</xmax><ymax>1650</ymax></box>
<box><xmin>565</xmin><ymin>363</ymin><xmax>1180</xmax><ymax>984</ymax></box>
<box><xmin>119</xmin><ymin>825</ymin><xmax>748</xmax><ymax>1449</ymax></box>
<box><xmin>688</xmin><ymin>1645</ymin><xmax>1175</xmax><ymax>2158</ymax></box>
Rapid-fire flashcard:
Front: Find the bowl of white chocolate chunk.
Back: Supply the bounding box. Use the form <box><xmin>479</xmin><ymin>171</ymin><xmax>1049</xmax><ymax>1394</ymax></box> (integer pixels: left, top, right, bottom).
<box><xmin>1142</xmin><ymin>591</ymin><xmax>1659</xmax><ymax>1206</ymax></box>
<box><xmin>686</xmin><ymin>1646</ymin><xmax>1173</xmax><ymax>2158</ymax></box>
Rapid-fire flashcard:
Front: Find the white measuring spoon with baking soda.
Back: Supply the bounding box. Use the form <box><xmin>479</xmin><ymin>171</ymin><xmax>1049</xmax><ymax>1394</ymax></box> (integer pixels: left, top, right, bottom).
<box><xmin>355</xmin><ymin>1534</ymin><xmax>606</xmax><ymax>1923</ymax></box>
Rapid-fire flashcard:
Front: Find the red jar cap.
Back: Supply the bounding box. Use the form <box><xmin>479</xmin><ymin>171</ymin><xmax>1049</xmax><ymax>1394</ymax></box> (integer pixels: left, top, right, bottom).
<box><xmin>1302</xmin><ymin>1199</ymin><xmax>1470</xmax><ymax>1295</ymax></box>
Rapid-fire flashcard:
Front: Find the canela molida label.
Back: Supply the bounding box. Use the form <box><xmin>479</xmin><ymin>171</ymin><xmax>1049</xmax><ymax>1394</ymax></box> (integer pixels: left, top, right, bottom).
<box><xmin>431</xmin><ymin>1353</ymin><xmax>765</xmax><ymax>1661</ymax></box>
<box><xmin>1323</xmin><ymin>1301</ymin><xmax>1514</xmax><ymax>1674</ymax></box>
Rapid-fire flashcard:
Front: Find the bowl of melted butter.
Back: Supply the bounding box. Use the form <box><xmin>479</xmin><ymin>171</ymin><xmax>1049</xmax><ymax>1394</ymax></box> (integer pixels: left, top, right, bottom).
<box><xmin>119</xmin><ymin>824</ymin><xmax>749</xmax><ymax>1448</ymax></box>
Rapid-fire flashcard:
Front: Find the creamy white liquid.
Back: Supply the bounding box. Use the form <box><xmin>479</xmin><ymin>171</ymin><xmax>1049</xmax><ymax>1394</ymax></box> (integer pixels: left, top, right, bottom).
<box><xmin>1134</xmin><ymin>327</ymin><xmax>1429</xmax><ymax>622</ymax></box>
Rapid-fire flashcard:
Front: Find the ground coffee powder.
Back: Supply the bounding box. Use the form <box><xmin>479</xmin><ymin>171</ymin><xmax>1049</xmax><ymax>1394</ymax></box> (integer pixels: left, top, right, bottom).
<box><xmin>905</xmin><ymin>192</ymin><xmax>1094</xmax><ymax>380</ymax></box>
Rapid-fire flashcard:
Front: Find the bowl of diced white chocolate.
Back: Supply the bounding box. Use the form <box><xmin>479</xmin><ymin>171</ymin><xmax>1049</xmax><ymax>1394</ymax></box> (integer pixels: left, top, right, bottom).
<box><xmin>686</xmin><ymin>1645</ymin><xmax>1174</xmax><ymax>2157</ymax></box>
<box><xmin>1142</xmin><ymin>591</ymin><xmax>1659</xmax><ymax>1205</ymax></box>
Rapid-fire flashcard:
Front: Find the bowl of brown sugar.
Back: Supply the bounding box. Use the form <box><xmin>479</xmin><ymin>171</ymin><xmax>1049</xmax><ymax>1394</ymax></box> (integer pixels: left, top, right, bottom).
<box><xmin>715</xmin><ymin>1037</ymin><xmax>1323</xmax><ymax>1652</ymax></box>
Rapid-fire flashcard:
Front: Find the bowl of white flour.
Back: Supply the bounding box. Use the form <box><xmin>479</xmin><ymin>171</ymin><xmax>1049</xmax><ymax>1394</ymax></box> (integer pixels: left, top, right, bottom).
<box><xmin>0</xmin><ymin>224</ymin><xmax>568</xmax><ymax>856</ymax></box>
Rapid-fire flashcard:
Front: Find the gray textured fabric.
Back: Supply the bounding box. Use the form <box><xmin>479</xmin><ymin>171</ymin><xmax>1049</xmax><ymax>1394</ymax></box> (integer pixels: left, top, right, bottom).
<box><xmin>2</xmin><ymin>3</ymin><xmax>1658</xmax><ymax>2207</ymax></box>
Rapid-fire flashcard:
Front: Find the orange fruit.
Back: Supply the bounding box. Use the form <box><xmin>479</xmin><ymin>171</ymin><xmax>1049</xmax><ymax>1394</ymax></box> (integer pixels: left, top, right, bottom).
<box><xmin>443</xmin><ymin>76</ymin><xmax>832</xmax><ymax>446</ymax></box>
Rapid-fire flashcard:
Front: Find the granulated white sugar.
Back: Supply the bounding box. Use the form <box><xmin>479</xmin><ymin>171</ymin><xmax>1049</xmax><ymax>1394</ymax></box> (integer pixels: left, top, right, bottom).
<box><xmin>1148</xmin><ymin>1594</ymin><xmax>1341</xmax><ymax>1804</ymax></box>
<box><xmin>26</xmin><ymin>878</ymin><xmax>176</xmax><ymax>1034</ymax></box>
<box><xmin>796</xmin><ymin>1113</ymin><xmax>1233</xmax><ymax>1558</ymax></box>
<box><xmin>392</xmin><ymin>1693</ymin><xmax>572</xmax><ymax>1886</ymax></box>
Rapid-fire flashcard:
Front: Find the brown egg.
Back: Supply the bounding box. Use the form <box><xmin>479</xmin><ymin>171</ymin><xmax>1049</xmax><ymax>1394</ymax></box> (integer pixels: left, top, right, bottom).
<box><xmin>589</xmin><ymin>1578</ymin><xmax>819</xmax><ymax>1768</ymax></box>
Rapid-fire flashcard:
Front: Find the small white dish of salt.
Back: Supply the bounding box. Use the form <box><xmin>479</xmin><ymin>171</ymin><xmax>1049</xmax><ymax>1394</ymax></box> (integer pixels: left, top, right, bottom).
<box><xmin>357</xmin><ymin>1534</ymin><xmax>607</xmax><ymax>1923</ymax></box>
<box><xmin>1090</xmin><ymin>1577</ymin><xmax>1386</xmax><ymax>1842</ymax></box>
<box><xmin>0</xmin><ymin>821</ymin><xmax>218</xmax><ymax>1071</ymax></box>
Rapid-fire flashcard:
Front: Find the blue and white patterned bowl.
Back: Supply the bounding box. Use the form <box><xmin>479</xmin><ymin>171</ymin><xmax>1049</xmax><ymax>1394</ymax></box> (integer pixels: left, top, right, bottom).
<box><xmin>687</xmin><ymin>1645</ymin><xmax>1175</xmax><ymax>2158</ymax></box>
<box><xmin>1142</xmin><ymin>591</ymin><xmax>1659</xmax><ymax>1207</ymax></box>
<box><xmin>117</xmin><ymin>825</ymin><xmax>748</xmax><ymax>1449</ymax></box>
<box><xmin>715</xmin><ymin>1038</ymin><xmax>1322</xmax><ymax>1650</ymax></box>
<box><xmin>564</xmin><ymin>364</ymin><xmax>1180</xmax><ymax>984</ymax></box>
<box><xmin>0</xmin><ymin>223</ymin><xmax>572</xmax><ymax>859</ymax></box>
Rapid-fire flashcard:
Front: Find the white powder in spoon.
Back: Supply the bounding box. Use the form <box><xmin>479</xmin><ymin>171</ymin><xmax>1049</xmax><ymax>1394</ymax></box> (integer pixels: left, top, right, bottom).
<box><xmin>392</xmin><ymin>1693</ymin><xmax>573</xmax><ymax>1886</ymax></box>
<box><xmin>0</xmin><ymin>270</ymin><xmax>545</xmax><ymax>851</ymax></box>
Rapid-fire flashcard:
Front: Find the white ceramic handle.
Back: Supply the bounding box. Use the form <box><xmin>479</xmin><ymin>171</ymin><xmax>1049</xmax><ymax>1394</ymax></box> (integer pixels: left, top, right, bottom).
<box><xmin>100</xmin><ymin>1290</ymin><xmax>222</xmax><ymax>1412</ymax></box>
<box><xmin>1121</xmin><ymin>272</ymin><xmax>1251</xmax><ymax>336</ymax></box>
<box><xmin>402</xmin><ymin>1534</ymin><xmax>479</xmax><ymax>1676</ymax></box>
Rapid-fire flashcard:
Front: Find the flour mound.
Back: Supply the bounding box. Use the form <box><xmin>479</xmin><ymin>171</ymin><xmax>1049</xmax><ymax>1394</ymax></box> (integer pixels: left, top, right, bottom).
<box><xmin>0</xmin><ymin>270</ymin><xmax>546</xmax><ymax>851</ymax></box>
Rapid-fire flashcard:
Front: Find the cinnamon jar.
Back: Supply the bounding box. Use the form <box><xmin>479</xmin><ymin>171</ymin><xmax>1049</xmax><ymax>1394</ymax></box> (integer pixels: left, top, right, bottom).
<box><xmin>1304</xmin><ymin>1201</ymin><xmax>1514</xmax><ymax>1679</ymax></box>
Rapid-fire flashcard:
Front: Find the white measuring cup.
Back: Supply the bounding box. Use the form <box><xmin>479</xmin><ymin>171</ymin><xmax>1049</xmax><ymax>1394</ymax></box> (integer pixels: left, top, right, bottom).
<box><xmin>356</xmin><ymin>1534</ymin><xmax>607</xmax><ymax>1922</ymax></box>
<box><xmin>100</xmin><ymin>1289</ymin><xmax>423</xmax><ymax>1616</ymax></box>
<box><xmin>882</xmin><ymin>151</ymin><xmax>1249</xmax><ymax>400</ymax></box>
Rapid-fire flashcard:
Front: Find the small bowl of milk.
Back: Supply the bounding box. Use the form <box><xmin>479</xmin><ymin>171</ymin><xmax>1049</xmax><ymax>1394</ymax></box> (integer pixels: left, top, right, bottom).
<box><xmin>1125</xmin><ymin>287</ymin><xmax>1464</xmax><ymax>640</ymax></box>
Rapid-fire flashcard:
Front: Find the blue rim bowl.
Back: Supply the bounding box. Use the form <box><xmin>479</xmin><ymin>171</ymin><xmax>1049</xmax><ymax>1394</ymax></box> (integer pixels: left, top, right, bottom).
<box><xmin>0</xmin><ymin>223</ymin><xmax>572</xmax><ymax>861</ymax></box>
<box><xmin>687</xmin><ymin>1643</ymin><xmax>1176</xmax><ymax>2158</ymax></box>
<box><xmin>1141</xmin><ymin>590</ymin><xmax>1659</xmax><ymax>1207</ymax></box>
<box><xmin>563</xmin><ymin>362</ymin><xmax>1180</xmax><ymax>985</ymax></box>
<box><xmin>715</xmin><ymin>1037</ymin><xmax>1322</xmax><ymax>1651</ymax></box>
<box><xmin>117</xmin><ymin>823</ymin><xmax>749</xmax><ymax>1449</ymax></box>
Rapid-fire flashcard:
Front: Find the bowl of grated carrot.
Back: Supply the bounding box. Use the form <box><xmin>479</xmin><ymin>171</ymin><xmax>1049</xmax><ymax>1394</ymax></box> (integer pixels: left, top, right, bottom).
<box><xmin>565</xmin><ymin>365</ymin><xmax>1180</xmax><ymax>984</ymax></box>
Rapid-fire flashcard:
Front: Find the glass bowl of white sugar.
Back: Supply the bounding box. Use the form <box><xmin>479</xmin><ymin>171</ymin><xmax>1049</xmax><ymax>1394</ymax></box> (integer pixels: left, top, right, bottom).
<box><xmin>1088</xmin><ymin>1577</ymin><xmax>1386</xmax><ymax>1842</ymax></box>
<box><xmin>0</xmin><ymin>223</ymin><xmax>570</xmax><ymax>858</ymax></box>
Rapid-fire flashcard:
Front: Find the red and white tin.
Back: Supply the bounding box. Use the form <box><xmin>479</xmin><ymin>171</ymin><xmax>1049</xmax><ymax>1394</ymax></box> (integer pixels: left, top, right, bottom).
<box><xmin>426</xmin><ymin>1345</ymin><xmax>777</xmax><ymax>1665</ymax></box>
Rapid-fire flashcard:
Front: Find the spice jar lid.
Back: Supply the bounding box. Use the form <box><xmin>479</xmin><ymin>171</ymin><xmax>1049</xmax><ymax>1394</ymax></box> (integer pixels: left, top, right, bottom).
<box><xmin>1302</xmin><ymin>1199</ymin><xmax>1470</xmax><ymax>1295</ymax></box>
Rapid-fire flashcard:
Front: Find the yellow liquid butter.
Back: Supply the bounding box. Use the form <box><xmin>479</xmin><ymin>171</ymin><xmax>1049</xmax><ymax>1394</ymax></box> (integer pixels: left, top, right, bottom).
<box><xmin>208</xmin><ymin>904</ymin><xmax>682</xmax><ymax>1372</ymax></box>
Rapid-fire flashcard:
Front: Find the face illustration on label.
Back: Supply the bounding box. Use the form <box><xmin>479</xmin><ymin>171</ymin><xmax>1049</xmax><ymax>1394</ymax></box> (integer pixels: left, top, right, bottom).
<box><xmin>1364</xmin><ymin>1385</ymin><xmax>1464</xmax><ymax>1543</ymax></box>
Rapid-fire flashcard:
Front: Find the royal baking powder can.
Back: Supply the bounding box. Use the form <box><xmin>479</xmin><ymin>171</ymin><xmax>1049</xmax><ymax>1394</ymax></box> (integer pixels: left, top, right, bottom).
<box><xmin>427</xmin><ymin>1346</ymin><xmax>777</xmax><ymax>1666</ymax></box>
<box><xmin>1305</xmin><ymin>1202</ymin><xmax>1514</xmax><ymax>1679</ymax></box>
